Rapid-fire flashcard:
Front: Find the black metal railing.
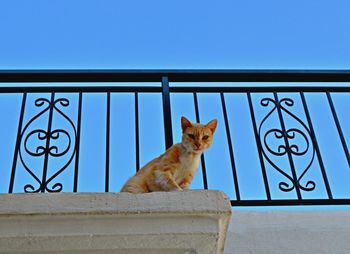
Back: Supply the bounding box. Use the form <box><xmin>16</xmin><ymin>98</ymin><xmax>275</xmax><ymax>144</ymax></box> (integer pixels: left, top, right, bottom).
<box><xmin>0</xmin><ymin>70</ymin><xmax>349</xmax><ymax>206</ymax></box>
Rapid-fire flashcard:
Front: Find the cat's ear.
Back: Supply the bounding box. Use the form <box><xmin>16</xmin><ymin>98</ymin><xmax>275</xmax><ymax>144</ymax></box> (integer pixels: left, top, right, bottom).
<box><xmin>206</xmin><ymin>119</ymin><xmax>218</xmax><ymax>134</ymax></box>
<box><xmin>181</xmin><ymin>116</ymin><xmax>193</xmax><ymax>132</ymax></box>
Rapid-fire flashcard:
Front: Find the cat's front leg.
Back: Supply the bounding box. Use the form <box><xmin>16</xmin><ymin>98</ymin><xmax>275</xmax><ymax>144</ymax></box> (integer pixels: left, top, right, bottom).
<box><xmin>154</xmin><ymin>169</ymin><xmax>183</xmax><ymax>192</ymax></box>
<box><xmin>180</xmin><ymin>180</ymin><xmax>190</xmax><ymax>190</ymax></box>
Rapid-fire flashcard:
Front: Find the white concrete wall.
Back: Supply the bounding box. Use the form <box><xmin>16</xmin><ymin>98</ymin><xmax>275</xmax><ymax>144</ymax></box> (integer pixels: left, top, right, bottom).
<box><xmin>0</xmin><ymin>191</ymin><xmax>232</xmax><ymax>254</ymax></box>
<box><xmin>225</xmin><ymin>210</ymin><xmax>350</xmax><ymax>254</ymax></box>
<box><xmin>2</xmin><ymin>191</ymin><xmax>350</xmax><ymax>254</ymax></box>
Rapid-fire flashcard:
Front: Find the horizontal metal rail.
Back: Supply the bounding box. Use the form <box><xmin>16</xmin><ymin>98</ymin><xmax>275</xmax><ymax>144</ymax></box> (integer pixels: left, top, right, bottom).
<box><xmin>1</xmin><ymin>69</ymin><xmax>350</xmax><ymax>82</ymax></box>
<box><xmin>231</xmin><ymin>199</ymin><xmax>350</xmax><ymax>207</ymax></box>
<box><xmin>0</xmin><ymin>86</ymin><xmax>349</xmax><ymax>93</ymax></box>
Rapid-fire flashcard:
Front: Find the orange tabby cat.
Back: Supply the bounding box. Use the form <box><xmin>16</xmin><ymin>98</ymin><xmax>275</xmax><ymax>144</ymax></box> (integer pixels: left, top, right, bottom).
<box><xmin>121</xmin><ymin>116</ymin><xmax>217</xmax><ymax>193</ymax></box>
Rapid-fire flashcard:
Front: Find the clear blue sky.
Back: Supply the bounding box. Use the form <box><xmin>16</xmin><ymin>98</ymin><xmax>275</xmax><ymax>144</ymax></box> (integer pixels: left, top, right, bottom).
<box><xmin>1</xmin><ymin>0</ymin><xmax>350</xmax><ymax>69</ymax></box>
<box><xmin>0</xmin><ymin>1</ymin><xmax>349</xmax><ymax>210</ymax></box>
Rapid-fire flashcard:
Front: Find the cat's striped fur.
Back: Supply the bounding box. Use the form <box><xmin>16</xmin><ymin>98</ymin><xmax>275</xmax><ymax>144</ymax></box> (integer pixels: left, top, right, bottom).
<box><xmin>120</xmin><ymin>116</ymin><xmax>217</xmax><ymax>193</ymax></box>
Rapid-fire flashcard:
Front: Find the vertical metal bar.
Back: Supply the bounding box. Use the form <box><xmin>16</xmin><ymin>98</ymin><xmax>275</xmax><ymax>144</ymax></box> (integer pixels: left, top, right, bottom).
<box><xmin>220</xmin><ymin>92</ymin><xmax>241</xmax><ymax>200</ymax></box>
<box><xmin>273</xmin><ymin>92</ymin><xmax>302</xmax><ymax>200</ymax></box>
<box><xmin>41</xmin><ymin>92</ymin><xmax>55</xmax><ymax>192</ymax></box>
<box><xmin>300</xmin><ymin>92</ymin><xmax>333</xmax><ymax>199</ymax></box>
<box><xmin>9</xmin><ymin>92</ymin><xmax>27</xmax><ymax>193</ymax></box>
<box><xmin>105</xmin><ymin>92</ymin><xmax>111</xmax><ymax>192</ymax></box>
<box><xmin>73</xmin><ymin>92</ymin><xmax>82</xmax><ymax>192</ymax></box>
<box><xmin>135</xmin><ymin>92</ymin><xmax>140</xmax><ymax>172</ymax></box>
<box><xmin>247</xmin><ymin>92</ymin><xmax>271</xmax><ymax>200</ymax></box>
<box><xmin>162</xmin><ymin>76</ymin><xmax>173</xmax><ymax>149</ymax></box>
<box><xmin>326</xmin><ymin>92</ymin><xmax>350</xmax><ymax>167</ymax></box>
<box><xmin>193</xmin><ymin>92</ymin><xmax>208</xmax><ymax>190</ymax></box>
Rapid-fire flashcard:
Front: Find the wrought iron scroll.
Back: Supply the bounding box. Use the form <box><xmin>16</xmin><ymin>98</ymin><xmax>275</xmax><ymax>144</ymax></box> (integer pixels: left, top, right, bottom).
<box><xmin>258</xmin><ymin>96</ymin><xmax>316</xmax><ymax>193</ymax></box>
<box><xmin>19</xmin><ymin>95</ymin><xmax>77</xmax><ymax>192</ymax></box>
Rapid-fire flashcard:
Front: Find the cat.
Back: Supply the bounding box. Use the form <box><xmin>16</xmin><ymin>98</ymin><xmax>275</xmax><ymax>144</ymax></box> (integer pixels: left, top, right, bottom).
<box><xmin>120</xmin><ymin>116</ymin><xmax>218</xmax><ymax>193</ymax></box>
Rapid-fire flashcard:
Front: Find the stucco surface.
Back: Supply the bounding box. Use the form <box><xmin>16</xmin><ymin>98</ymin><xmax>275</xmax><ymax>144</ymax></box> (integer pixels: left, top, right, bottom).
<box><xmin>0</xmin><ymin>190</ymin><xmax>232</xmax><ymax>254</ymax></box>
<box><xmin>1</xmin><ymin>191</ymin><xmax>348</xmax><ymax>253</ymax></box>
<box><xmin>225</xmin><ymin>210</ymin><xmax>350</xmax><ymax>254</ymax></box>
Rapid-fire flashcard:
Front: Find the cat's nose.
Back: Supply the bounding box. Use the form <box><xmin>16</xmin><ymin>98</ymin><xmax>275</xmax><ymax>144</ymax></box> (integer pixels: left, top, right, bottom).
<box><xmin>194</xmin><ymin>143</ymin><xmax>200</xmax><ymax>149</ymax></box>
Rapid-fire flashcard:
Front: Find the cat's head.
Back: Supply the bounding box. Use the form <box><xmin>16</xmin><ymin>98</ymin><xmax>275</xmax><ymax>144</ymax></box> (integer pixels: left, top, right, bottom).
<box><xmin>181</xmin><ymin>116</ymin><xmax>218</xmax><ymax>154</ymax></box>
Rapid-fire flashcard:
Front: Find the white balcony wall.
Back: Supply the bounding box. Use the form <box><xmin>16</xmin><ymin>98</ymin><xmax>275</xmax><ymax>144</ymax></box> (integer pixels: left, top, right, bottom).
<box><xmin>225</xmin><ymin>210</ymin><xmax>350</xmax><ymax>254</ymax></box>
<box><xmin>0</xmin><ymin>191</ymin><xmax>231</xmax><ymax>254</ymax></box>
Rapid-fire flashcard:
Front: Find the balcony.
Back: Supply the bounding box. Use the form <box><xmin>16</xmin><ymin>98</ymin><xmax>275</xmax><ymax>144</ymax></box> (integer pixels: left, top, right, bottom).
<box><xmin>0</xmin><ymin>70</ymin><xmax>349</xmax><ymax>253</ymax></box>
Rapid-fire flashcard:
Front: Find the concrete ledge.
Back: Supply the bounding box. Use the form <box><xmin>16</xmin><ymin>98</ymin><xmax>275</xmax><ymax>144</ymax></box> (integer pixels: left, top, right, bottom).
<box><xmin>0</xmin><ymin>190</ymin><xmax>232</xmax><ymax>254</ymax></box>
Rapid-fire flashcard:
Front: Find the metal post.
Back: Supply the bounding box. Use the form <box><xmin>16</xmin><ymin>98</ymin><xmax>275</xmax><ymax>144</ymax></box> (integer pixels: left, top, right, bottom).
<box><xmin>162</xmin><ymin>76</ymin><xmax>173</xmax><ymax>149</ymax></box>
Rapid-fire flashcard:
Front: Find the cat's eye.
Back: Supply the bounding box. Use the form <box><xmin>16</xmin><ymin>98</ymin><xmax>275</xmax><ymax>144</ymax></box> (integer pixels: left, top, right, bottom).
<box><xmin>188</xmin><ymin>134</ymin><xmax>195</xmax><ymax>139</ymax></box>
<box><xmin>202</xmin><ymin>135</ymin><xmax>209</xmax><ymax>140</ymax></box>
